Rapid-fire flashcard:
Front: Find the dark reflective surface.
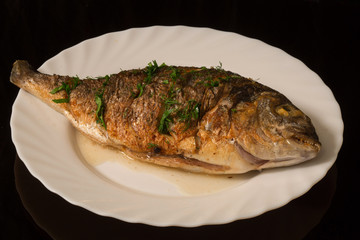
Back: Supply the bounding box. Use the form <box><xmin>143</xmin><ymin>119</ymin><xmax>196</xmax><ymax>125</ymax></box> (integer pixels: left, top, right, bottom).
<box><xmin>1</xmin><ymin>1</ymin><xmax>358</xmax><ymax>239</ymax></box>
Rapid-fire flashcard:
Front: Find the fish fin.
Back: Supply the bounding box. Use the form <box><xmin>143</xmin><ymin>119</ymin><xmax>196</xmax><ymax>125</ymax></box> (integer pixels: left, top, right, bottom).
<box><xmin>10</xmin><ymin>60</ymin><xmax>35</xmax><ymax>88</ymax></box>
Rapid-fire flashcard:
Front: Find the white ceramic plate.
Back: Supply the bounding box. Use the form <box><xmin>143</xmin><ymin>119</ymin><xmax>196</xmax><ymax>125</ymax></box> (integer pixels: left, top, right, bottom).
<box><xmin>11</xmin><ymin>26</ymin><xmax>343</xmax><ymax>227</ymax></box>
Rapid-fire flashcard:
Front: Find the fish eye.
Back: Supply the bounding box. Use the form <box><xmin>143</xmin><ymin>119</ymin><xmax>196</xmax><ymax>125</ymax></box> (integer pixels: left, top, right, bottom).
<box><xmin>276</xmin><ymin>104</ymin><xmax>291</xmax><ymax>117</ymax></box>
<box><xmin>276</xmin><ymin>104</ymin><xmax>305</xmax><ymax>119</ymax></box>
<box><xmin>281</xmin><ymin>105</ymin><xmax>291</xmax><ymax>112</ymax></box>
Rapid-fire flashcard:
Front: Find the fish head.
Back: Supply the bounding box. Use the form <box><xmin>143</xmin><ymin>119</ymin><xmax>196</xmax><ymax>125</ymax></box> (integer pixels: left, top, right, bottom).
<box><xmin>232</xmin><ymin>92</ymin><xmax>321</xmax><ymax>165</ymax></box>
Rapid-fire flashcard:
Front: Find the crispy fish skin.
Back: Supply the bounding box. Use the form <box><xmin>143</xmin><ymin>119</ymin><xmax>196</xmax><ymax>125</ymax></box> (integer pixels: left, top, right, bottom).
<box><xmin>10</xmin><ymin>60</ymin><xmax>321</xmax><ymax>174</ymax></box>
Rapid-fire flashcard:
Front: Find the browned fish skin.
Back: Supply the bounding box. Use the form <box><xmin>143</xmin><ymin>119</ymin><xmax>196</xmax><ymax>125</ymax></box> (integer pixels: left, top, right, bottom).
<box><xmin>10</xmin><ymin>60</ymin><xmax>321</xmax><ymax>174</ymax></box>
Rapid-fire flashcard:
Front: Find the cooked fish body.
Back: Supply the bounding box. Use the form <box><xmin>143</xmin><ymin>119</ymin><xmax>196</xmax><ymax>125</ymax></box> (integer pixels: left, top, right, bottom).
<box><xmin>10</xmin><ymin>60</ymin><xmax>321</xmax><ymax>174</ymax></box>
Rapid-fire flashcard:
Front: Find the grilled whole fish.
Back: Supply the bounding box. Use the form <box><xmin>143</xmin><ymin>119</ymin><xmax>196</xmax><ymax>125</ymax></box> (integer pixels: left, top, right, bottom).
<box><xmin>10</xmin><ymin>60</ymin><xmax>321</xmax><ymax>174</ymax></box>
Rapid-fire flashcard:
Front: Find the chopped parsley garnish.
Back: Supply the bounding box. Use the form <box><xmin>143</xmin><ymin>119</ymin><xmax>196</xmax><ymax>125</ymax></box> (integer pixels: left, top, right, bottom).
<box><xmin>170</xmin><ymin>67</ymin><xmax>181</xmax><ymax>81</ymax></box>
<box><xmin>157</xmin><ymin>65</ymin><xmax>204</xmax><ymax>134</ymax></box>
<box><xmin>137</xmin><ymin>83</ymin><xmax>144</xmax><ymax>98</ymax></box>
<box><xmin>158</xmin><ymin>108</ymin><xmax>175</xmax><ymax>134</ymax></box>
<box><xmin>94</xmin><ymin>75</ymin><xmax>110</xmax><ymax>129</ymax></box>
<box><xmin>177</xmin><ymin>100</ymin><xmax>201</xmax><ymax>130</ymax></box>
<box><xmin>50</xmin><ymin>83</ymin><xmax>68</xmax><ymax>95</ymax></box>
<box><xmin>219</xmin><ymin>76</ymin><xmax>230</xmax><ymax>83</ymax></box>
<box><xmin>95</xmin><ymin>93</ymin><xmax>105</xmax><ymax>129</ymax></box>
<box><xmin>147</xmin><ymin>143</ymin><xmax>158</xmax><ymax>149</ymax></box>
<box><xmin>147</xmin><ymin>143</ymin><xmax>161</xmax><ymax>153</ymax></box>
<box><xmin>145</xmin><ymin>60</ymin><xmax>166</xmax><ymax>84</ymax></box>
<box><xmin>206</xmin><ymin>79</ymin><xmax>219</xmax><ymax>87</ymax></box>
<box><xmin>52</xmin><ymin>98</ymin><xmax>70</xmax><ymax>104</ymax></box>
<box><xmin>134</xmin><ymin>60</ymin><xmax>166</xmax><ymax>98</ymax></box>
<box><xmin>215</xmin><ymin>61</ymin><xmax>223</xmax><ymax>70</ymax></box>
<box><xmin>157</xmin><ymin>66</ymin><xmax>181</xmax><ymax>134</ymax></box>
<box><xmin>50</xmin><ymin>76</ymin><xmax>81</xmax><ymax>103</ymax></box>
<box><xmin>194</xmin><ymin>67</ymin><xmax>222</xmax><ymax>88</ymax></box>
<box><xmin>196</xmin><ymin>77</ymin><xmax>220</xmax><ymax>88</ymax></box>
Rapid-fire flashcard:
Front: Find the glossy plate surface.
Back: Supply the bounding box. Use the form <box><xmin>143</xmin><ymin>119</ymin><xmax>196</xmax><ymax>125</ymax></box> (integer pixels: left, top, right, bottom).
<box><xmin>11</xmin><ymin>26</ymin><xmax>343</xmax><ymax>227</ymax></box>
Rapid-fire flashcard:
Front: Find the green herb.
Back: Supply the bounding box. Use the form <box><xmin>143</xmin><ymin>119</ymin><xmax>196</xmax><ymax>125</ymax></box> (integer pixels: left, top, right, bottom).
<box><xmin>206</xmin><ymin>79</ymin><xmax>219</xmax><ymax>87</ymax></box>
<box><xmin>157</xmin><ymin>67</ymin><xmax>183</xmax><ymax>135</ymax></box>
<box><xmin>137</xmin><ymin>83</ymin><xmax>144</xmax><ymax>97</ymax></box>
<box><xmin>145</xmin><ymin>60</ymin><xmax>166</xmax><ymax>83</ymax></box>
<box><xmin>219</xmin><ymin>76</ymin><xmax>230</xmax><ymax>83</ymax></box>
<box><xmin>50</xmin><ymin>76</ymin><xmax>81</xmax><ymax>103</ymax></box>
<box><xmin>133</xmin><ymin>60</ymin><xmax>166</xmax><ymax>98</ymax></box>
<box><xmin>170</xmin><ymin>67</ymin><xmax>181</xmax><ymax>81</ymax></box>
<box><xmin>231</xmin><ymin>108</ymin><xmax>237</xmax><ymax>113</ymax></box>
<box><xmin>147</xmin><ymin>143</ymin><xmax>158</xmax><ymax>149</ymax></box>
<box><xmin>52</xmin><ymin>98</ymin><xmax>70</xmax><ymax>103</ymax></box>
<box><xmin>177</xmin><ymin>100</ymin><xmax>200</xmax><ymax>130</ymax></box>
<box><xmin>215</xmin><ymin>61</ymin><xmax>223</xmax><ymax>70</ymax></box>
<box><xmin>158</xmin><ymin>108</ymin><xmax>175</xmax><ymax>134</ymax></box>
<box><xmin>161</xmin><ymin>85</ymin><xmax>178</xmax><ymax>106</ymax></box>
<box><xmin>94</xmin><ymin>75</ymin><xmax>110</xmax><ymax>129</ymax></box>
<box><xmin>157</xmin><ymin>66</ymin><xmax>201</xmax><ymax>134</ymax></box>
<box><xmin>51</xmin><ymin>82</ymin><xmax>70</xmax><ymax>103</ymax></box>
<box><xmin>161</xmin><ymin>82</ymin><xmax>178</xmax><ymax>105</ymax></box>
<box><xmin>196</xmin><ymin>78</ymin><xmax>219</xmax><ymax>88</ymax></box>
<box><xmin>147</xmin><ymin>142</ymin><xmax>161</xmax><ymax>153</ymax></box>
<box><xmin>50</xmin><ymin>83</ymin><xmax>67</xmax><ymax>94</ymax></box>
<box><xmin>219</xmin><ymin>74</ymin><xmax>240</xmax><ymax>83</ymax></box>
<box><xmin>95</xmin><ymin>93</ymin><xmax>106</xmax><ymax>129</ymax></box>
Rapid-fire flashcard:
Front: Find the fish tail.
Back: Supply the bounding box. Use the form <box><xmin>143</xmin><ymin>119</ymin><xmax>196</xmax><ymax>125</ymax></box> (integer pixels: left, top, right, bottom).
<box><xmin>10</xmin><ymin>60</ymin><xmax>36</xmax><ymax>88</ymax></box>
<box><xmin>10</xmin><ymin>60</ymin><xmax>69</xmax><ymax>114</ymax></box>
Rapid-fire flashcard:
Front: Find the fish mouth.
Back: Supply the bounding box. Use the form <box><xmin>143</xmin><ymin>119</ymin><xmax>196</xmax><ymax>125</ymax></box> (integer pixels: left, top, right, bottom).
<box><xmin>291</xmin><ymin>135</ymin><xmax>321</xmax><ymax>152</ymax></box>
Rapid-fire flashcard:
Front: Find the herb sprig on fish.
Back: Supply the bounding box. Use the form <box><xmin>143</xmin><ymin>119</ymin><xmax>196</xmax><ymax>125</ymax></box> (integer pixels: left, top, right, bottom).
<box><xmin>94</xmin><ymin>75</ymin><xmax>110</xmax><ymax>129</ymax></box>
<box><xmin>158</xmin><ymin>67</ymin><xmax>181</xmax><ymax>134</ymax></box>
<box><xmin>50</xmin><ymin>76</ymin><xmax>81</xmax><ymax>103</ymax></box>
<box><xmin>177</xmin><ymin>100</ymin><xmax>201</xmax><ymax>131</ymax></box>
<box><xmin>133</xmin><ymin>60</ymin><xmax>166</xmax><ymax>98</ymax></box>
<box><xmin>157</xmin><ymin>65</ymin><xmax>203</xmax><ymax>134</ymax></box>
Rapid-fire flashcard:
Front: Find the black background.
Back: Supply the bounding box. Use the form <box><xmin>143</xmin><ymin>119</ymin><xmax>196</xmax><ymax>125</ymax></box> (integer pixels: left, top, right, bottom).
<box><xmin>1</xmin><ymin>0</ymin><xmax>359</xmax><ymax>239</ymax></box>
